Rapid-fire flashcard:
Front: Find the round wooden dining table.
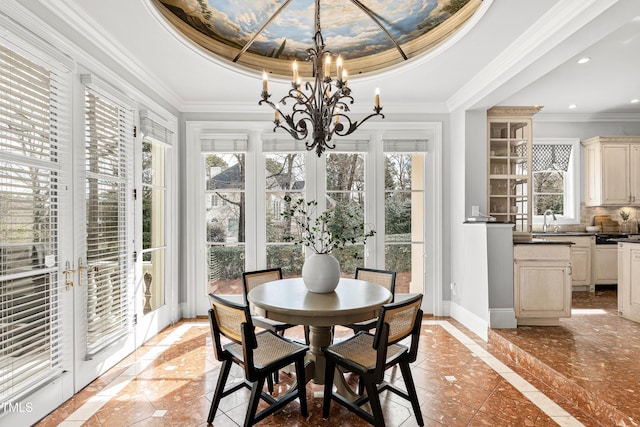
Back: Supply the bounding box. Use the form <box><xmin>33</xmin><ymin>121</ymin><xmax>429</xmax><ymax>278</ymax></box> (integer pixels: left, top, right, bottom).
<box><xmin>247</xmin><ymin>277</ymin><xmax>392</xmax><ymax>391</ymax></box>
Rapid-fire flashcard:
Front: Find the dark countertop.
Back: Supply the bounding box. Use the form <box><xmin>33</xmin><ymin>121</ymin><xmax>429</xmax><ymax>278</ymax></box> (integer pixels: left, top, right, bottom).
<box><xmin>610</xmin><ymin>239</ymin><xmax>640</xmax><ymax>244</ymax></box>
<box><xmin>513</xmin><ymin>238</ymin><xmax>574</xmax><ymax>245</ymax></box>
<box><xmin>532</xmin><ymin>232</ymin><xmax>596</xmax><ymax>237</ymax></box>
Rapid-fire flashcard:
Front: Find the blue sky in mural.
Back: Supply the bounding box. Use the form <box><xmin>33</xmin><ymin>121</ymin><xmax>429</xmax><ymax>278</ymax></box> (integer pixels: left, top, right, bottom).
<box><xmin>159</xmin><ymin>0</ymin><xmax>465</xmax><ymax>60</ymax></box>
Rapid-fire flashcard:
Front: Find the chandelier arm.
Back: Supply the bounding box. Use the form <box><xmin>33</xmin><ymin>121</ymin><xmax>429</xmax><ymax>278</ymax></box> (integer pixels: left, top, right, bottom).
<box><xmin>232</xmin><ymin>0</ymin><xmax>295</xmax><ymax>62</ymax></box>
<box><xmin>333</xmin><ymin>110</ymin><xmax>385</xmax><ymax>137</ymax></box>
<box><xmin>258</xmin><ymin>0</ymin><xmax>384</xmax><ymax>156</ymax></box>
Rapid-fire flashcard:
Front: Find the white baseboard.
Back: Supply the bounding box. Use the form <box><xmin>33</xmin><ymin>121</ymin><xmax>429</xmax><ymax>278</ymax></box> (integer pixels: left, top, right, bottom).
<box><xmin>448</xmin><ymin>300</ymin><xmax>488</xmax><ymax>341</ymax></box>
<box><xmin>489</xmin><ymin>308</ymin><xmax>517</xmax><ymax>329</ymax></box>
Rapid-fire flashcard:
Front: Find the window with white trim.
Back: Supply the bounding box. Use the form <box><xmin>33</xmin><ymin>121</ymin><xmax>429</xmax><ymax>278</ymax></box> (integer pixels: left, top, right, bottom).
<box><xmin>140</xmin><ymin>116</ymin><xmax>170</xmax><ymax>314</ymax></box>
<box><xmin>383</xmin><ymin>138</ymin><xmax>426</xmax><ymax>294</ymax></box>
<box><xmin>203</xmin><ymin>137</ymin><xmax>247</xmax><ymax>295</ymax></box>
<box><xmin>532</xmin><ymin>138</ymin><xmax>580</xmax><ymax>224</ymax></box>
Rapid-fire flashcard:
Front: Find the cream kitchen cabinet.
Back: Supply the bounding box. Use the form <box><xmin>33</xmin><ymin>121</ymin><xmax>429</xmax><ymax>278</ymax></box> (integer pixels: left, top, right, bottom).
<box><xmin>514</xmin><ymin>243</ymin><xmax>572</xmax><ymax>326</ymax></box>
<box><xmin>618</xmin><ymin>241</ymin><xmax>640</xmax><ymax>323</ymax></box>
<box><xmin>487</xmin><ymin>106</ymin><xmax>542</xmax><ymax>232</ymax></box>
<box><xmin>535</xmin><ymin>235</ymin><xmax>593</xmax><ymax>291</ymax></box>
<box><xmin>593</xmin><ymin>246</ymin><xmax>618</xmax><ymax>284</ymax></box>
<box><xmin>582</xmin><ymin>136</ymin><xmax>640</xmax><ymax>206</ymax></box>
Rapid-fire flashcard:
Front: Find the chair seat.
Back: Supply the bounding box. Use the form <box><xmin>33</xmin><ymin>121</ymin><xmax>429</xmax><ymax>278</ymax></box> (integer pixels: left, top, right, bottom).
<box><xmin>225</xmin><ymin>330</ymin><xmax>307</xmax><ymax>369</ymax></box>
<box><xmin>325</xmin><ymin>333</ymin><xmax>407</xmax><ymax>371</ymax></box>
<box><xmin>251</xmin><ymin>315</ymin><xmax>294</xmax><ymax>332</ymax></box>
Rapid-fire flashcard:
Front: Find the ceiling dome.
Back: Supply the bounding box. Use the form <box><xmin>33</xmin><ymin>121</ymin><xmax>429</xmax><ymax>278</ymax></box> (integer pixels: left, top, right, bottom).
<box><xmin>151</xmin><ymin>0</ymin><xmax>482</xmax><ymax>78</ymax></box>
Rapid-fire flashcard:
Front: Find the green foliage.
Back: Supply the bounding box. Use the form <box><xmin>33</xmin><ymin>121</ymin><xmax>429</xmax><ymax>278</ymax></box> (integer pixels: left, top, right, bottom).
<box><xmin>281</xmin><ymin>195</ymin><xmax>375</xmax><ymax>255</ymax></box>
<box><xmin>266</xmin><ymin>245</ymin><xmax>305</xmax><ymax>276</ymax></box>
<box><xmin>208</xmin><ymin>246</ymin><xmax>244</xmax><ymax>280</ymax></box>
<box><xmin>207</xmin><ymin>221</ymin><xmax>226</xmax><ymax>242</ymax></box>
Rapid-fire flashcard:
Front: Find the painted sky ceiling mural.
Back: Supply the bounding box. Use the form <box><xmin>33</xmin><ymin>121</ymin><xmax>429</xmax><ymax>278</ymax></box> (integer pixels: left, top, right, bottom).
<box><xmin>152</xmin><ymin>0</ymin><xmax>480</xmax><ymax>77</ymax></box>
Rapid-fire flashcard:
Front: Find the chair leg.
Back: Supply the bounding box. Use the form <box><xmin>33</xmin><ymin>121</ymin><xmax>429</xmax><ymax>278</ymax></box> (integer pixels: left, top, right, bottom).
<box><xmin>267</xmin><ymin>372</ymin><xmax>274</xmax><ymax>393</ymax></box>
<box><xmin>363</xmin><ymin>377</ymin><xmax>385</xmax><ymax>427</ymax></box>
<box><xmin>244</xmin><ymin>378</ymin><xmax>265</xmax><ymax>427</ymax></box>
<box><xmin>400</xmin><ymin>361</ymin><xmax>424</xmax><ymax>426</ymax></box>
<box><xmin>295</xmin><ymin>356</ymin><xmax>308</xmax><ymax>417</ymax></box>
<box><xmin>207</xmin><ymin>359</ymin><xmax>232</xmax><ymax>424</ymax></box>
<box><xmin>322</xmin><ymin>358</ymin><xmax>336</xmax><ymax>419</ymax></box>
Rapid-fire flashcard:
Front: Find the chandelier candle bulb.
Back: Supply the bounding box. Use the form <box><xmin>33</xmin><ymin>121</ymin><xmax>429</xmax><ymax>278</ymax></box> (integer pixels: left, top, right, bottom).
<box><xmin>375</xmin><ymin>88</ymin><xmax>380</xmax><ymax>108</ymax></box>
<box><xmin>262</xmin><ymin>71</ymin><xmax>268</xmax><ymax>93</ymax></box>
<box><xmin>257</xmin><ymin>0</ymin><xmax>384</xmax><ymax>156</ymax></box>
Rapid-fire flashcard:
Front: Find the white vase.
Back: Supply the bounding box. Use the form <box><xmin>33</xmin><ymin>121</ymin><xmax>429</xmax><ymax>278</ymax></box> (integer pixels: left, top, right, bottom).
<box><xmin>302</xmin><ymin>253</ymin><xmax>340</xmax><ymax>293</ymax></box>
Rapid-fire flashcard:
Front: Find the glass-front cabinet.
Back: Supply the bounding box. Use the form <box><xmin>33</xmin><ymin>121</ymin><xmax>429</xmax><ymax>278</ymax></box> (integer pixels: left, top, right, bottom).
<box><xmin>487</xmin><ymin>106</ymin><xmax>541</xmax><ymax>232</ymax></box>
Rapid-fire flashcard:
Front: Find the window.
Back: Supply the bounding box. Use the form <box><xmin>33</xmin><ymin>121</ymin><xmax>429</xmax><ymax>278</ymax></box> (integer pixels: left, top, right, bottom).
<box><xmin>191</xmin><ymin>125</ymin><xmax>435</xmax><ymax>308</ymax></box>
<box><xmin>204</xmin><ymin>151</ymin><xmax>246</xmax><ymax>294</ymax></box>
<box><xmin>264</xmin><ymin>153</ymin><xmax>306</xmax><ymax>276</ymax></box>
<box><xmin>383</xmin><ymin>138</ymin><xmax>426</xmax><ymax>295</ymax></box>
<box><xmin>326</xmin><ymin>152</ymin><xmax>367</xmax><ymax>274</ymax></box>
<box><xmin>532</xmin><ymin>139</ymin><xmax>580</xmax><ymax>224</ymax></box>
<box><xmin>141</xmin><ymin>138</ymin><xmax>166</xmax><ymax>314</ymax></box>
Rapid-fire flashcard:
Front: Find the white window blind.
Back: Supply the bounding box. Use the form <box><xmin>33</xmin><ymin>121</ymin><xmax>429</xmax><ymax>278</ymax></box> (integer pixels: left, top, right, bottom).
<box><xmin>84</xmin><ymin>88</ymin><xmax>134</xmax><ymax>358</ymax></box>
<box><xmin>0</xmin><ymin>43</ymin><xmax>70</xmax><ymax>402</ymax></box>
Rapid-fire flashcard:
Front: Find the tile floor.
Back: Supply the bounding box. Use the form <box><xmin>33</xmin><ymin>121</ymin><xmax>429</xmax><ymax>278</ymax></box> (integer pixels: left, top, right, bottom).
<box><xmin>35</xmin><ymin>288</ymin><xmax>638</xmax><ymax>427</ymax></box>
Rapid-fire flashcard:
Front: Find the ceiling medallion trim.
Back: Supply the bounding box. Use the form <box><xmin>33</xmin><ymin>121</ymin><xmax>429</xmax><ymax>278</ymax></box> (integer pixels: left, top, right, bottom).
<box><xmin>150</xmin><ymin>0</ymin><xmax>482</xmax><ymax>78</ymax></box>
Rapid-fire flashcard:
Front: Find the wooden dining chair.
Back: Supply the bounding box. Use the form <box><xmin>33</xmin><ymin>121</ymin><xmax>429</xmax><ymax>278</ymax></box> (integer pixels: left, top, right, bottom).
<box><xmin>322</xmin><ymin>293</ymin><xmax>424</xmax><ymax>427</ymax></box>
<box><xmin>207</xmin><ymin>294</ymin><xmax>308</xmax><ymax>427</ymax></box>
<box><xmin>242</xmin><ymin>268</ymin><xmax>309</xmax><ymax>388</ymax></box>
<box><xmin>341</xmin><ymin>267</ymin><xmax>396</xmax><ymax>334</ymax></box>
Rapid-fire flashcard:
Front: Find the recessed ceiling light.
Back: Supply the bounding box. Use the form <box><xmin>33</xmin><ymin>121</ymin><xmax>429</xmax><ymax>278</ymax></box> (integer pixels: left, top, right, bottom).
<box><xmin>631</xmin><ymin>99</ymin><xmax>640</xmax><ymax>104</ymax></box>
<box><xmin>577</xmin><ymin>57</ymin><xmax>591</xmax><ymax>64</ymax></box>
<box><xmin>568</xmin><ymin>104</ymin><xmax>577</xmax><ymax>109</ymax></box>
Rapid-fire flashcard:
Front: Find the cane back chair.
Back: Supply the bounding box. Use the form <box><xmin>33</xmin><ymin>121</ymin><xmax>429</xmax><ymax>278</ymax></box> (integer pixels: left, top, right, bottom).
<box><xmin>322</xmin><ymin>293</ymin><xmax>424</xmax><ymax>427</ymax></box>
<box><xmin>342</xmin><ymin>267</ymin><xmax>397</xmax><ymax>334</ymax></box>
<box><xmin>207</xmin><ymin>294</ymin><xmax>308</xmax><ymax>427</ymax></box>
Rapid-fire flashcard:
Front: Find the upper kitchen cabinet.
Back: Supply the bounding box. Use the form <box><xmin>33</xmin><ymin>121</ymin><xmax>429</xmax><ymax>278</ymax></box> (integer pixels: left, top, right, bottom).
<box><xmin>582</xmin><ymin>136</ymin><xmax>640</xmax><ymax>206</ymax></box>
<box><xmin>487</xmin><ymin>106</ymin><xmax>542</xmax><ymax>232</ymax></box>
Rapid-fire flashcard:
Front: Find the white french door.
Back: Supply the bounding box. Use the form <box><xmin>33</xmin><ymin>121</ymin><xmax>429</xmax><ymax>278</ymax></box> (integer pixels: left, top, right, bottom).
<box><xmin>0</xmin><ymin>42</ymin><xmax>75</xmax><ymax>425</ymax></box>
<box><xmin>72</xmin><ymin>85</ymin><xmax>136</xmax><ymax>390</ymax></box>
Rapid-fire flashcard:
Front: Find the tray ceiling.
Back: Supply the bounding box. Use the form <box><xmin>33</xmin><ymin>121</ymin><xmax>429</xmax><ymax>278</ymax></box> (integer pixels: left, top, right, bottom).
<box><xmin>151</xmin><ymin>0</ymin><xmax>481</xmax><ymax>77</ymax></box>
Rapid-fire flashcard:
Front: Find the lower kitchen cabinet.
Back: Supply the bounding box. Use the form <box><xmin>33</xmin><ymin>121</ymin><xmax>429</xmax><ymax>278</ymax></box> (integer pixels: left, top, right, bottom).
<box><xmin>514</xmin><ymin>243</ymin><xmax>572</xmax><ymax>326</ymax></box>
<box><xmin>593</xmin><ymin>246</ymin><xmax>618</xmax><ymax>284</ymax></box>
<box><xmin>535</xmin><ymin>235</ymin><xmax>594</xmax><ymax>291</ymax></box>
<box><xmin>618</xmin><ymin>241</ymin><xmax>640</xmax><ymax>323</ymax></box>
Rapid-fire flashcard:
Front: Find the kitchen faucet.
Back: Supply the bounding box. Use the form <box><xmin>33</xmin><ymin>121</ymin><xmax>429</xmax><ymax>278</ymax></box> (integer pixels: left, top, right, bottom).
<box><xmin>543</xmin><ymin>209</ymin><xmax>557</xmax><ymax>232</ymax></box>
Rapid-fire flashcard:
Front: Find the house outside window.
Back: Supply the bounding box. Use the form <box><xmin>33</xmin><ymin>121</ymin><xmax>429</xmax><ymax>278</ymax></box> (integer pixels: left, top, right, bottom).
<box><xmin>204</xmin><ymin>152</ymin><xmax>246</xmax><ymax>294</ymax></box>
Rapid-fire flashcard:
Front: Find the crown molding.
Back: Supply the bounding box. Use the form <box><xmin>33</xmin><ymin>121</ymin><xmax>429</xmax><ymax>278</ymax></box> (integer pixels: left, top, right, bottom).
<box><xmin>534</xmin><ymin>112</ymin><xmax>640</xmax><ymax>123</ymax></box>
<box><xmin>33</xmin><ymin>0</ymin><xmax>184</xmax><ymax>111</ymax></box>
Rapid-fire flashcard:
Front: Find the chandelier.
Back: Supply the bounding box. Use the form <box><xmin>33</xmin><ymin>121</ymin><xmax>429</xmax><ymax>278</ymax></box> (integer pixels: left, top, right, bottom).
<box><xmin>259</xmin><ymin>0</ymin><xmax>384</xmax><ymax>157</ymax></box>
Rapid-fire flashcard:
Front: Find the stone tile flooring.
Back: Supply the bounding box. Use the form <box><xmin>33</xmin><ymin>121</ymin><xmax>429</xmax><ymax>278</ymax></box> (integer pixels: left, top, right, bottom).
<box><xmin>35</xmin><ymin>288</ymin><xmax>636</xmax><ymax>426</ymax></box>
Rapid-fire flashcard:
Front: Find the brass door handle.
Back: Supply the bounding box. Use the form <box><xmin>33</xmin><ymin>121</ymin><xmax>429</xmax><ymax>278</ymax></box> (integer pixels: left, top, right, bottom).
<box><xmin>63</xmin><ymin>261</ymin><xmax>76</xmax><ymax>289</ymax></box>
<box><xmin>77</xmin><ymin>257</ymin><xmax>86</xmax><ymax>287</ymax></box>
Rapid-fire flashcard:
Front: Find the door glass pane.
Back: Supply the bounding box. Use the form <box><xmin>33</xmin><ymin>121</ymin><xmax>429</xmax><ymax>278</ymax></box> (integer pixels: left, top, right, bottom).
<box><xmin>141</xmin><ymin>139</ymin><xmax>166</xmax><ymax>312</ymax></box>
<box><xmin>0</xmin><ymin>44</ymin><xmax>65</xmax><ymax>402</ymax></box>
<box><xmin>384</xmin><ymin>153</ymin><xmax>424</xmax><ymax>294</ymax></box>
<box><xmin>205</xmin><ymin>153</ymin><xmax>245</xmax><ymax>295</ymax></box>
<box><xmin>85</xmin><ymin>90</ymin><xmax>132</xmax><ymax>357</ymax></box>
<box><xmin>326</xmin><ymin>153</ymin><xmax>366</xmax><ymax>275</ymax></box>
<box><xmin>265</xmin><ymin>153</ymin><xmax>305</xmax><ymax>276</ymax></box>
